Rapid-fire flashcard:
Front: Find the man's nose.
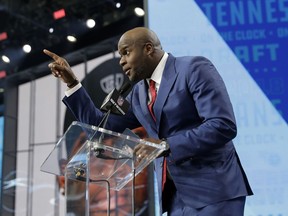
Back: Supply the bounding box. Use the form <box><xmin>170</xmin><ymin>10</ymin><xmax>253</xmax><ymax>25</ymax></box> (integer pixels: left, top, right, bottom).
<box><xmin>119</xmin><ymin>57</ymin><xmax>126</xmax><ymax>67</ymax></box>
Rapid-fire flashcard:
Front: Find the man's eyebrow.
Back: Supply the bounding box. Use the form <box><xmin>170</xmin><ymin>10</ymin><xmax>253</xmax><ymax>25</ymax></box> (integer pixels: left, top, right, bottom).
<box><xmin>119</xmin><ymin>45</ymin><xmax>129</xmax><ymax>52</ymax></box>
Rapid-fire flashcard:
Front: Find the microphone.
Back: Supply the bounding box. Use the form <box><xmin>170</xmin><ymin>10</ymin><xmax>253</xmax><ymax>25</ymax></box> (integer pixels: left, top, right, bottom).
<box><xmin>119</xmin><ymin>82</ymin><xmax>132</xmax><ymax>95</ymax></box>
<box><xmin>95</xmin><ymin>82</ymin><xmax>132</xmax><ymax>156</ymax></box>
<box><xmin>100</xmin><ymin>82</ymin><xmax>131</xmax><ymax>115</ymax></box>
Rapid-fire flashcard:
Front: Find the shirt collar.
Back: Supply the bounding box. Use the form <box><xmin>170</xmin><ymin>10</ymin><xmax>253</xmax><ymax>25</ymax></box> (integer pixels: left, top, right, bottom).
<box><xmin>147</xmin><ymin>52</ymin><xmax>169</xmax><ymax>86</ymax></box>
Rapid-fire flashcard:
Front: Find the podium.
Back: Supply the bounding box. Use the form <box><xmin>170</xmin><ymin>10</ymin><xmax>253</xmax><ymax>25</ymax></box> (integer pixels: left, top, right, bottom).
<box><xmin>41</xmin><ymin>121</ymin><xmax>166</xmax><ymax>216</ymax></box>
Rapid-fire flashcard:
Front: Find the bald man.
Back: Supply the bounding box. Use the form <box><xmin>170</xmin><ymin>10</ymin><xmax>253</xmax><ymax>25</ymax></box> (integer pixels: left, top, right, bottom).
<box><xmin>44</xmin><ymin>27</ymin><xmax>253</xmax><ymax>216</ymax></box>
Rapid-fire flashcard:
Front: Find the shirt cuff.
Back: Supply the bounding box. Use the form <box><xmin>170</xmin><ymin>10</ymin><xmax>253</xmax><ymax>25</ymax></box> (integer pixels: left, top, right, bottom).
<box><xmin>65</xmin><ymin>82</ymin><xmax>82</xmax><ymax>97</ymax></box>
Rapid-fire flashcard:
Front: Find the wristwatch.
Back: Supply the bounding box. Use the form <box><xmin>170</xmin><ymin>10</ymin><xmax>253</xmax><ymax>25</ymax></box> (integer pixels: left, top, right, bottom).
<box><xmin>159</xmin><ymin>139</ymin><xmax>170</xmax><ymax>157</ymax></box>
<box><xmin>160</xmin><ymin>138</ymin><xmax>170</xmax><ymax>151</ymax></box>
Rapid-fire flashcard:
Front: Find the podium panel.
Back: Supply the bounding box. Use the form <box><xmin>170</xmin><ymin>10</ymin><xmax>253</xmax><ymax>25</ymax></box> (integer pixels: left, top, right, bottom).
<box><xmin>41</xmin><ymin>121</ymin><xmax>166</xmax><ymax>215</ymax></box>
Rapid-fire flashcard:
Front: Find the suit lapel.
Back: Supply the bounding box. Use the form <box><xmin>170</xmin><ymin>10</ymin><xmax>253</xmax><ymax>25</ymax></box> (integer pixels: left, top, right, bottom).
<box><xmin>138</xmin><ymin>80</ymin><xmax>158</xmax><ymax>130</ymax></box>
<box><xmin>154</xmin><ymin>54</ymin><xmax>178</xmax><ymax>131</ymax></box>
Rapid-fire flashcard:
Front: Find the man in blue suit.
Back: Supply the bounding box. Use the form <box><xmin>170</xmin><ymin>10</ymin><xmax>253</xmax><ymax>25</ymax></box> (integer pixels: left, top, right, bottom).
<box><xmin>44</xmin><ymin>27</ymin><xmax>253</xmax><ymax>215</ymax></box>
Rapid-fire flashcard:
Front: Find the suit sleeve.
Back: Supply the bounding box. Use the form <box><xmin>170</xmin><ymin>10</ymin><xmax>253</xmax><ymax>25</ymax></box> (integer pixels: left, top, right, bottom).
<box><xmin>166</xmin><ymin>56</ymin><xmax>237</xmax><ymax>164</ymax></box>
<box><xmin>62</xmin><ymin>87</ymin><xmax>141</xmax><ymax>133</ymax></box>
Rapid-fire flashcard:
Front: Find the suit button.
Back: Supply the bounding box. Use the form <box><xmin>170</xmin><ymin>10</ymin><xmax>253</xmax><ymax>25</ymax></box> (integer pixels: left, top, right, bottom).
<box><xmin>160</xmin><ymin>162</ymin><xmax>163</xmax><ymax>167</ymax></box>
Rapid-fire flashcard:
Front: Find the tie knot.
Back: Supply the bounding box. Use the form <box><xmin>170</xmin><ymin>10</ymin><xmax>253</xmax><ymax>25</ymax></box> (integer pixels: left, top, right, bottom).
<box><xmin>149</xmin><ymin>79</ymin><xmax>155</xmax><ymax>87</ymax></box>
<box><xmin>149</xmin><ymin>79</ymin><xmax>156</xmax><ymax>93</ymax></box>
<box><xmin>149</xmin><ymin>79</ymin><xmax>157</xmax><ymax>97</ymax></box>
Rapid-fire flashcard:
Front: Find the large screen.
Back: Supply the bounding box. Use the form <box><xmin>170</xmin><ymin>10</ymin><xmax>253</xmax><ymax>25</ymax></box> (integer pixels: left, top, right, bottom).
<box><xmin>147</xmin><ymin>0</ymin><xmax>288</xmax><ymax>215</ymax></box>
<box><xmin>0</xmin><ymin>115</ymin><xmax>4</xmax><ymax>202</ymax></box>
<box><xmin>0</xmin><ymin>116</ymin><xmax>4</xmax><ymax>189</ymax></box>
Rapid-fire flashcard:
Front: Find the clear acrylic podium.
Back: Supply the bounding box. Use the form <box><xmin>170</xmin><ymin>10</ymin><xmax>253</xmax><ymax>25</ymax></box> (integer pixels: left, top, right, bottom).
<box><xmin>41</xmin><ymin>121</ymin><xmax>166</xmax><ymax>216</ymax></box>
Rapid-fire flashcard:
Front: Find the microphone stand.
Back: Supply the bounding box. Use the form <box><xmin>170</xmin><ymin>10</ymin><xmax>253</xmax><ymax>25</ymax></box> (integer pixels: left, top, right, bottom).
<box><xmin>74</xmin><ymin>174</ymin><xmax>111</xmax><ymax>216</ymax></box>
<box><xmin>97</xmin><ymin>109</ymin><xmax>111</xmax><ymax>129</ymax></box>
<box><xmin>93</xmin><ymin>82</ymin><xmax>131</xmax><ymax>155</ymax></box>
<box><xmin>86</xmin><ymin>82</ymin><xmax>134</xmax><ymax>216</ymax></box>
<box><xmin>131</xmin><ymin>156</ymin><xmax>136</xmax><ymax>216</ymax></box>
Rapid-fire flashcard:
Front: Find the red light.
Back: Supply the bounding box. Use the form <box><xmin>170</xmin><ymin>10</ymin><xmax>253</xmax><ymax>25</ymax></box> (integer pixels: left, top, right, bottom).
<box><xmin>0</xmin><ymin>71</ymin><xmax>7</xmax><ymax>79</ymax></box>
<box><xmin>0</xmin><ymin>32</ymin><xmax>8</xmax><ymax>41</ymax></box>
<box><xmin>53</xmin><ymin>9</ymin><xmax>66</xmax><ymax>20</ymax></box>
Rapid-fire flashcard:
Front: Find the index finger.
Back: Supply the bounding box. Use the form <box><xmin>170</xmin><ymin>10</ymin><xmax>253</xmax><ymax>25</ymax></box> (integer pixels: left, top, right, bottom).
<box><xmin>43</xmin><ymin>49</ymin><xmax>60</xmax><ymax>61</ymax></box>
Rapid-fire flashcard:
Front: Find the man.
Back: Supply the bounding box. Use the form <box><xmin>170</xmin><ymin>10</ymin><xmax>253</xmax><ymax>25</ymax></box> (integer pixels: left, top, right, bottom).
<box><xmin>44</xmin><ymin>27</ymin><xmax>253</xmax><ymax>215</ymax></box>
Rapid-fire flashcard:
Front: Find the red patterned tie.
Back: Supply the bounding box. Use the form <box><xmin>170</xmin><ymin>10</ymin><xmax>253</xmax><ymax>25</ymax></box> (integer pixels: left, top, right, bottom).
<box><xmin>148</xmin><ymin>80</ymin><xmax>167</xmax><ymax>191</ymax></box>
<box><xmin>148</xmin><ymin>79</ymin><xmax>157</xmax><ymax>121</ymax></box>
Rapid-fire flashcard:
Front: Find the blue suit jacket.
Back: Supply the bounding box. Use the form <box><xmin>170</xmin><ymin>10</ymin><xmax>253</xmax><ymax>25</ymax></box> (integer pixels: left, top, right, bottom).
<box><xmin>63</xmin><ymin>54</ymin><xmax>252</xmax><ymax>211</ymax></box>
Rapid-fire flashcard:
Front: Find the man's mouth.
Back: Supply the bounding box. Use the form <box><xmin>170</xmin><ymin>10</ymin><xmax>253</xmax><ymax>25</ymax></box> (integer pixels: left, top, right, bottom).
<box><xmin>125</xmin><ymin>69</ymin><xmax>131</xmax><ymax>76</ymax></box>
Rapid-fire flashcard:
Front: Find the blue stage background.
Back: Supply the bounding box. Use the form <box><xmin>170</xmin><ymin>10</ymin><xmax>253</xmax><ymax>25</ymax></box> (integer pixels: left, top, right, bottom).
<box><xmin>0</xmin><ymin>117</ymin><xmax>4</xmax><ymax>192</ymax></box>
<box><xmin>147</xmin><ymin>0</ymin><xmax>288</xmax><ymax>215</ymax></box>
<box><xmin>196</xmin><ymin>0</ymin><xmax>288</xmax><ymax>122</ymax></box>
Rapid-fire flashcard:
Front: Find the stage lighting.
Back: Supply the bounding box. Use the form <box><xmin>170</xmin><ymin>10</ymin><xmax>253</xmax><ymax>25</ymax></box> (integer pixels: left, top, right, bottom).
<box><xmin>86</xmin><ymin>19</ymin><xmax>96</xmax><ymax>28</ymax></box>
<box><xmin>115</xmin><ymin>2</ymin><xmax>121</xmax><ymax>8</ymax></box>
<box><xmin>2</xmin><ymin>55</ymin><xmax>10</xmax><ymax>63</ymax></box>
<box><xmin>0</xmin><ymin>32</ymin><xmax>8</xmax><ymax>41</ymax></box>
<box><xmin>23</xmin><ymin>44</ymin><xmax>32</xmax><ymax>53</ymax></box>
<box><xmin>0</xmin><ymin>70</ymin><xmax>6</xmax><ymax>79</ymax></box>
<box><xmin>67</xmin><ymin>35</ymin><xmax>77</xmax><ymax>42</ymax></box>
<box><xmin>53</xmin><ymin>9</ymin><xmax>66</xmax><ymax>20</ymax></box>
<box><xmin>134</xmin><ymin>7</ymin><xmax>145</xmax><ymax>17</ymax></box>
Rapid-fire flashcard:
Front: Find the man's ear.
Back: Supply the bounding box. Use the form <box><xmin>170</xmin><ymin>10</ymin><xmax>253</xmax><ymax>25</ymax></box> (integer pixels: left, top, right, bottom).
<box><xmin>144</xmin><ymin>42</ymin><xmax>154</xmax><ymax>55</ymax></box>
